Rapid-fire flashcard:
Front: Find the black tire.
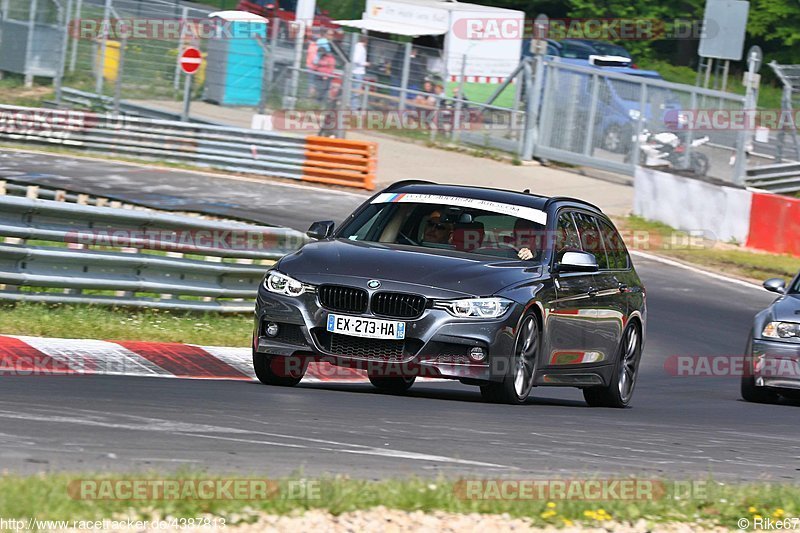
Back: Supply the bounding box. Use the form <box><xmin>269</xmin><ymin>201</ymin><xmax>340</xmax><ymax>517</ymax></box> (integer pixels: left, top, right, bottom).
<box><xmin>740</xmin><ymin>335</ymin><xmax>780</xmax><ymax>404</ymax></box>
<box><xmin>253</xmin><ymin>352</ymin><xmax>306</xmax><ymax>386</ymax></box>
<box><xmin>690</xmin><ymin>153</ymin><xmax>710</xmax><ymax>176</ymax></box>
<box><xmin>583</xmin><ymin>323</ymin><xmax>642</xmax><ymax>408</ymax></box>
<box><xmin>480</xmin><ymin>312</ymin><xmax>540</xmax><ymax>405</ymax></box>
<box><xmin>602</xmin><ymin>124</ymin><xmax>630</xmax><ymax>153</ymax></box>
<box><xmin>368</xmin><ymin>375</ymin><xmax>416</xmax><ymax>393</ymax></box>
<box><xmin>741</xmin><ymin>375</ymin><xmax>780</xmax><ymax>403</ymax></box>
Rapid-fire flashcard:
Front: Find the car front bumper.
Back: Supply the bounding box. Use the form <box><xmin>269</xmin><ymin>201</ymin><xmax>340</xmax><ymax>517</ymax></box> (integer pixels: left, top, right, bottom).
<box><xmin>751</xmin><ymin>338</ymin><xmax>800</xmax><ymax>390</ymax></box>
<box><xmin>252</xmin><ymin>288</ymin><xmax>520</xmax><ymax>383</ymax></box>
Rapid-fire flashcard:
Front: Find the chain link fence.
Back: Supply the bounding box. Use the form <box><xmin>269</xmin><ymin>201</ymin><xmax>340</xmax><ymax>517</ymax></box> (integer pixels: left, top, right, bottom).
<box><xmin>0</xmin><ymin>0</ymin><xmax>763</xmax><ymax>185</ymax></box>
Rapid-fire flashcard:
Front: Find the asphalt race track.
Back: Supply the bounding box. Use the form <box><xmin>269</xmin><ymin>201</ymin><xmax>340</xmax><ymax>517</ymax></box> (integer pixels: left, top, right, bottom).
<box><xmin>0</xmin><ymin>150</ymin><xmax>797</xmax><ymax>481</ymax></box>
<box><xmin>0</xmin><ymin>150</ymin><xmax>363</xmax><ymax>227</ymax></box>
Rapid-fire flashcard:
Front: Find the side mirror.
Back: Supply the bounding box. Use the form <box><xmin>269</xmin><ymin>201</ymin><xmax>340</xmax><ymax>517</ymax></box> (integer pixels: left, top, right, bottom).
<box><xmin>555</xmin><ymin>251</ymin><xmax>598</xmax><ymax>273</ymax></box>
<box><xmin>307</xmin><ymin>220</ymin><xmax>335</xmax><ymax>240</ymax></box>
<box><xmin>763</xmin><ymin>278</ymin><xmax>786</xmax><ymax>294</ymax></box>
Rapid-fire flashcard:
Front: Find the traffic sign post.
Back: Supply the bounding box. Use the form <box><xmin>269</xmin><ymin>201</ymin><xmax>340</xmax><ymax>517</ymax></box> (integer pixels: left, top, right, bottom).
<box><xmin>178</xmin><ymin>47</ymin><xmax>202</xmax><ymax>122</ymax></box>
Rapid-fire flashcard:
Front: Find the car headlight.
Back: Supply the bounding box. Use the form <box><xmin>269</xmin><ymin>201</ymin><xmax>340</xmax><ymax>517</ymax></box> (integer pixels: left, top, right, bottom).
<box><xmin>434</xmin><ymin>297</ymin><xmax>512</xmax><ymax>319</ymax></box>
<box><xmin>762</xmin><ymin>321</ymin><xmax>800</xmax><ymax>340</ymax></box>
<box><xmin>263</xmin><ymin>271</ymin><xmax>311</xmax><ymax>297</ymax></box>
<box><xmin>628</xmin><ymin>109</ymin><xmax>641</xmax><ymax>120</ymax></box>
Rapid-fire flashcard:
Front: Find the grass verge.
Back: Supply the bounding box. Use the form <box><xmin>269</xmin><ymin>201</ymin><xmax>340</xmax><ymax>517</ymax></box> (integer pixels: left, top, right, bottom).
<box><xmin>0</xmin><ymin>473</ymin><xmax>796</xmax><ymax>529</ymax></box>
<box><xmin>0</xmin><ymin>303</ymin><xmax>251</xmax><ymax>347</ymax></box>
<box><xmin>616</xmin><ymin>216</ymin><xmax>800</xmax><ymax>283</ymax></box>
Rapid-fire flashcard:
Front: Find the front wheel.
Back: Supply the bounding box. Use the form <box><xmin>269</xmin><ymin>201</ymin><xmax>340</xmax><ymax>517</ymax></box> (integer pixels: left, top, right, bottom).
<box><xmin>740</xmin><ymin>336</ymin><xmax>780</xmax><ymax>403</ymax></box>
<box><xmin>480</xmin><ymin>313</ymin><xmax>540</xmax><ymax>405</ymax></box>
<box><xmin>253</xmin><ymin>352</ymin><xmax>306</xmax><ymax>386</ymax></box>
<box><xmin>690</xmin><ymin>153</ymin><xmax>710</xmax><ymax>176</ymax></box>
<box><xmin>583</xmin><ymin>323</ymin><xmax>641</xmax><ymax>408</ymax></box>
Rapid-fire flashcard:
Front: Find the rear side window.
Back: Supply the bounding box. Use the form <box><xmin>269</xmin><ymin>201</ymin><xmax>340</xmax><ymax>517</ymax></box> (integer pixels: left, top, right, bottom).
<box><xmin>573</xmin><ymin>212</ymin><xmax>608</xmax><ymax>269</ymax></box>
<box><xmin>599</xmin><ymin>219</ymin><xmax>630</xmax><ymax>270</ymax></box>
<box><xmin>554</xmin><ymin>211</ymin><xmax>581</xmax><ymax>261</ymax></box>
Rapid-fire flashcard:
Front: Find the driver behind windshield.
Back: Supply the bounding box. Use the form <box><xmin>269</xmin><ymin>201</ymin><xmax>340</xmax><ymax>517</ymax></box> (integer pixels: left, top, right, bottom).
<box><xmin>421</xmin><ymin>210</ymin><xmax>454</xmax><ymax>245</ymax></box>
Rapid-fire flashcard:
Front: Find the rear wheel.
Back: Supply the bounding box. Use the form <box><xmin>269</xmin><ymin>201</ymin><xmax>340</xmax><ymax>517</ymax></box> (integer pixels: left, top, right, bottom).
<box><xmin>253</xmin><ymin>352</ymin><xmax>306</xmax><ymax>386</ymax></box>
<box><xmin>368</xmin><ymin>375</ymin><xmax>416</xmax><ymax>393</ymax></box>
<box><xmin>583</xmin><ymin>323</ymin><xmax>641</xmax><ymax>408</ymax></box>
<box><xmin>480</xmin><ymin>313</ymin><xmax>539</xmax><ymax>405</ymax></box>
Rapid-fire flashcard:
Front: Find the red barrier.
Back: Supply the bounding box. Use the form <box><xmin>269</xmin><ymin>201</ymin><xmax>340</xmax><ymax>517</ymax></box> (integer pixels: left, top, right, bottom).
<box><xmin>746</xmin><ymin>192</ymin><xmax>800</xmax><ymax>256</ymax></box>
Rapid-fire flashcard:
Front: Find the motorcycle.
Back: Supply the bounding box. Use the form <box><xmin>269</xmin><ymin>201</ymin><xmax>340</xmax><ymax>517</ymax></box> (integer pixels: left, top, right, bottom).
<box><xmin>627</xmin><ymin>129</ymin><xmax>711</xmax><ymax>176</ymax></box>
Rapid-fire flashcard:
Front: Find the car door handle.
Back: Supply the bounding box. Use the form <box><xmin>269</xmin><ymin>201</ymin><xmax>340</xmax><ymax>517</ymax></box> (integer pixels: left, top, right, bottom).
<box><xmin>588</xmin><ymin>287</ymin><xmax>598</xmax><ymax>298</ymax></box>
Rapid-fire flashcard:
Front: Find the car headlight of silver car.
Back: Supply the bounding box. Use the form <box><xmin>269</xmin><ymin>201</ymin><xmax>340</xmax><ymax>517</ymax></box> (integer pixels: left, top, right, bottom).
<box><xmin>762</xmin><ymin>321</ymin><xmax>800</xmax><ymax>340</ymax></box>
<box><xmin>263</xmin><ymin>271</ymin><xmax>312</xmax><ymax>297</ymax></box>
<box><xmin>434</xmin><ymin>297</ymin><xmax>512</xmax><ymax>319</ymax></box>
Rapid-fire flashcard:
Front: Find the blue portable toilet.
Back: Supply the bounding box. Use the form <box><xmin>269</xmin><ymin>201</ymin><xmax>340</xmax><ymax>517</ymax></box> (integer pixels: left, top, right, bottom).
<box><xmin>203</xmin><ymin>11</ymin><xmax>268</xmax><ymax>106</ymax></box>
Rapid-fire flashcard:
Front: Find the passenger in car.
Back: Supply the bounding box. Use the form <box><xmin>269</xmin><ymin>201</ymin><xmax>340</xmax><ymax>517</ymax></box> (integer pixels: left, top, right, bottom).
<box><xmin>513</xmin><ymin>218</ymin><xmax>541</xmax><ymax>261</ymax></box>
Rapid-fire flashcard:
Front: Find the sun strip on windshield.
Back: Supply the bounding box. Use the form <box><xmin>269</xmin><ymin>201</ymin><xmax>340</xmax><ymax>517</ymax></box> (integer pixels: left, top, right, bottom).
<box><xmin>371</xmin><ymin>193</ymin><xmax>548</xmax><ymax>225</ymax></box>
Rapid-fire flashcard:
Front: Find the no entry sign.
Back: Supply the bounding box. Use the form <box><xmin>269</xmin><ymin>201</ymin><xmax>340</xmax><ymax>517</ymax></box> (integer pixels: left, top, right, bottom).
<box><xmin>179</xmin><ymin>47</ymin><xmax>202</xmax><ymax>75</ymax></box>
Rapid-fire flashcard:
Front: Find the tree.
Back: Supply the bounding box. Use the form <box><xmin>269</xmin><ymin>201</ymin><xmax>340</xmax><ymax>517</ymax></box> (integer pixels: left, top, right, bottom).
<box><xmin>747</xmin><ymin>0</ymin><xmax>800</xmax><ymax>46</ymax></box>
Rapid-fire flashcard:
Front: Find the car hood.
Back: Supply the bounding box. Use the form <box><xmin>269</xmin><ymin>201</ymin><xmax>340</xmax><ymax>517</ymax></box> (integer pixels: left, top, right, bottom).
<box><xmin>277</xmin><ymin>239</ymin><xmax>542</xmax><ymax>298</ymax></box>
<box><xmin>767</xmin><ymin>294</ymin><xmax>800</xmax><ymax>322</ymax></box>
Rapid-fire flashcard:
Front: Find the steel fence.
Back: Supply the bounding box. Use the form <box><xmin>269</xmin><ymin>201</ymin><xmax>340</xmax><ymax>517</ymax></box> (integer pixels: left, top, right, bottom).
<box><xmin>2</xmin><ymin>0</ymin><xmax>767</xmax><ymax>186</ymax></box>
<box><xmin>532</xmin><ymin>59</ymin><xmax>749</xmax><ymax>184</ymax></box>
<box><xmin>0</xmin><ymin>194</ymin><xmax>309</xmax><ymax>312</ymax></box>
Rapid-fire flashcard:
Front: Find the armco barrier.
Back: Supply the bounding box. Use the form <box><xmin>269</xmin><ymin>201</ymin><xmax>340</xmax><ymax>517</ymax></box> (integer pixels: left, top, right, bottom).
<box><xmin>635</xmin><ymin>166</ymin><xmax>800</xmax><ymax>257</ymax></box>
<box><xmin>0</xmin><ymin>195</ymin><xmax>309</xmax><ymax>312</ymax></box>
<box><xmin>0</xmin><ymin>105</ymin><xmax>377</xmax><ymax>190</ymax></box>
<box><xmin>633</xmin><ymin>167</ymin><xmax>752</xmax><ymax>244</ymax></box>
<box><xmin>746</xmin><ymin>192</ymin><xmax>800</xmax><ymax>256</ymax></box>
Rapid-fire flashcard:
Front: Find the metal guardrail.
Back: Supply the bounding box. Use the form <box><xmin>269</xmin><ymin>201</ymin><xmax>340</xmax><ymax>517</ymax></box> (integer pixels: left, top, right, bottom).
<box><xmin>0</xmin><ymin>196</ymin><xmax>309</xmax><ymax>312</ymax></box>
<box><xmin>0</xmin><ymin>104</ymin><xmax>378</xmax><ymax>190</ymax></box>
<box><xmin>746</xmin><ymin>162</ymin><xmax>800</xmax><ymax>194</ymax></box>
<box><xmin>53</xmin><ymin>88</ymin><xmax>226</xmax><ymax>126</ymax></box>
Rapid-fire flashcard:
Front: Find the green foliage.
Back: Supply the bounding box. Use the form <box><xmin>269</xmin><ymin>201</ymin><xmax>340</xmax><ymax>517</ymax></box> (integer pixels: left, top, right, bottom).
<box><xmin>747</xmin><ymin>0</ymin><xmax>800</xmax><ymax>47</ymax></box>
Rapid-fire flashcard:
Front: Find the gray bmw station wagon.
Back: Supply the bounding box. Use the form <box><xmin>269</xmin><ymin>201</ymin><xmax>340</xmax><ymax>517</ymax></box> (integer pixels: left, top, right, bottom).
<box><xmin>253</xmin><ymin>181</ymin><xmax>646</xmax><ymax>407</ymax></box>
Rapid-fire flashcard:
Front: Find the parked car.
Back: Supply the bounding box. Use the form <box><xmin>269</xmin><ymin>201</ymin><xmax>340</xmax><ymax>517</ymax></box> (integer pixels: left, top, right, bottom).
<box><xmin>741</xmin><ymin>275</ymin><xmax>800</xmax><ymax>403</ymax></box>
<box><xmin>562</xmin><ymin>39</ymin><xmax>634</xmax><ymax>63</ymax></box>
<box><xmin>253</xmin><ymin>181</ymin><xmax>647</xmax><ymax>407</ymax></box>
<box><xmin>522</xmin><ymin>39</ymin><xmax>676</xmax><ymax>154</ymax></box>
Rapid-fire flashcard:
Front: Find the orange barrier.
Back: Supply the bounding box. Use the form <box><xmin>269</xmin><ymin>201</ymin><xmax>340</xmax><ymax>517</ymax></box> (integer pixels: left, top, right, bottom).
<box><xmin>303</xmin><ymin>136</ymin><xmax>377</xmax><ymax>191</ymax></box>
<box><xmin>746</xmin><ymin>192</ymin><xmax>800</xmax><ymax>256</ymax></box>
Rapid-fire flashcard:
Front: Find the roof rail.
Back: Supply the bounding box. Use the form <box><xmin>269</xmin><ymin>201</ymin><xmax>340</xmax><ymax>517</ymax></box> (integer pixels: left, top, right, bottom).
<box><xmin>543</xmin><ymin>196</ymin><xmax>602</xmax><ymax>212</ymax></box>
<box><xmin>383</xmin><ymin>180</ymin><xmax>437</xmax><ymax>191</ymax></box>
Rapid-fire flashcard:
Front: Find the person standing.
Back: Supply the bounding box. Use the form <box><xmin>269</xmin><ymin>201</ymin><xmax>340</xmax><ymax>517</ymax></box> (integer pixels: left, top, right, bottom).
<box><xmin>351</xmin><ymin>35</ymin><xmax>368</xmax><ymax>110</ymax></box>
<box><xmin>315</xmin><ymin>50</ymin><xmax>336</xmax><ymax>105</ymax></box>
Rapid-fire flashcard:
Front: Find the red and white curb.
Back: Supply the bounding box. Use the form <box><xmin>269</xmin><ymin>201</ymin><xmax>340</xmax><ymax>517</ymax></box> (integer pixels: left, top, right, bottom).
<box><xmin>0</xmin><ymin>335</ymin><xmax>375</xmax><ymax>383</ymax></box>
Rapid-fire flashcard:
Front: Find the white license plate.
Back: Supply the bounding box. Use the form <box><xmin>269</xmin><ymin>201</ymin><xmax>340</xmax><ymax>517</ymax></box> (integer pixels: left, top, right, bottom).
<box><xmin>326</xmin><ymin>314</ymin><xmax>406</xmax><ymax>340</ymax></box>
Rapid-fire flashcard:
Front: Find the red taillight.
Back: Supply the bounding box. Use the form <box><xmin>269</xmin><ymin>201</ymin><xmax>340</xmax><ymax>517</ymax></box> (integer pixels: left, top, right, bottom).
<box><xmin>675</xmin><ymin>145</ymin><xmax>685</xmax><ymax>153</ymax></box>
<box><xmin>631</xmin><ymin>63</ymin><xmax>639</xmax><ymax>69</ymax></box>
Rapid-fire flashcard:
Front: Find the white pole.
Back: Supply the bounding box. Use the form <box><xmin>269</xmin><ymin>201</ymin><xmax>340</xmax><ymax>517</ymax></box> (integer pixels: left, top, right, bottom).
<box><xmin>69</xmin><ymin>0</ymin><xmax>81</xmax><ymax>72</ymax></box>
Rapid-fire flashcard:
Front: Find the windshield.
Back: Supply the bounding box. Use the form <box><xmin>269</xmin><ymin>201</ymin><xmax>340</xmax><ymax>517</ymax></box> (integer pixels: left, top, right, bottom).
<box><xmin>338</xmin><ymin>195</ymin><xmax>548</xmax><ymax>260</ymax></box>
<box><xmin>588</xmin><ymin>42</ymin><xmax>631</xmax><ymax>58</ymax></box>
